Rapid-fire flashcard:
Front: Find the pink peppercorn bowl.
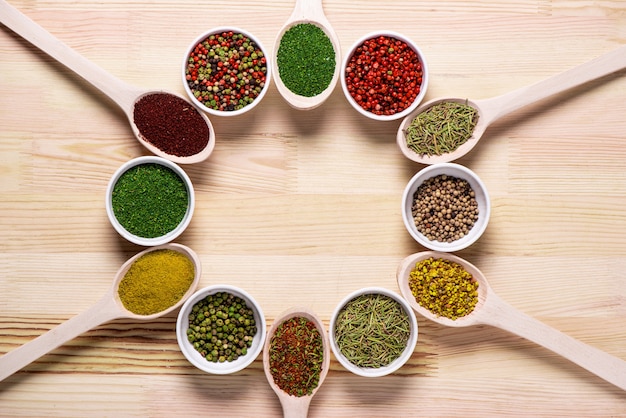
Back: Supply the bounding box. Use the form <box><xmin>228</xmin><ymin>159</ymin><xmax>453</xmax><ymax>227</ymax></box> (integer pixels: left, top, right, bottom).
<box><xmin>401</xmin><ymin>163</ymin><xmax>491</xmax><ymax>252</ymax></box>
<box><xmin>341</xmin><ymin>31</ymin><xmax>429</xmax><ymax>121</ymax></box>
<box><xmin>181</xmin><ymin>27</ymin><xmax>272</xmax><ymax>117</ymax></box>
<box><xmin>105</xmin><ymin>156</ymin><xmax>195</xmax><ymax>247</ymax></box>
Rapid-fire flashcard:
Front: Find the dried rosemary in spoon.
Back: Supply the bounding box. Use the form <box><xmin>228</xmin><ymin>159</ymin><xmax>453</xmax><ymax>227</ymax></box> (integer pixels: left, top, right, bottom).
<box><xmin>404</xmin><ymin>101</ymin><xmax>478</xmax><ymax>156</ymax></box>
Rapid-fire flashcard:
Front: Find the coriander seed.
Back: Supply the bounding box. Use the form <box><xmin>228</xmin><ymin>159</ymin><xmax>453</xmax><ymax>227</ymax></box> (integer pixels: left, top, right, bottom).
<box><xmin>412</xmin><ymin>174</ymin><xmax>479</xmax><ymax>243</ymax></box>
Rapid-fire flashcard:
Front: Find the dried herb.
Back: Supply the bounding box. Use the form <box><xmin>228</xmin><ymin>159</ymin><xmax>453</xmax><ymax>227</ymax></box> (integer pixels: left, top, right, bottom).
<box><xmin>118</xmin><ymin>249</ymin><xmax>195</xmax><ymax>315</ymax></box>
<box><xmin>405</xmin><ymin>101</ymin><xmax>478</xmax><ymax>156</ymax></box>
<box><xmin>412</xmin><ymin>174</ymin><xmax>479</xmax><ymax>242</ymax></box>
<box><xmin>186</xmin><ymin>292</ymin><xmax>257</xmax><ymax>363</ymax></box>
<box><xmin>269</xmin><ymin>317</ymin><xmax>324</xmax><ymax>397</ymax></box>
<box><xmin>111</xmin><ymin>163</ymin><xmax>188</xmax><ymax>238</ymax></box>
<box><xmin>334</xmin><ymin>293</ymin><xmax>411</xmax><ymax>368</ymax></box>
<box><xmin>277</xmin><ymin>23</ymin><xmax>335</xmax><ymax>97</ymax></box>
<box><xmin>408</xmin><ymin>257</ymin><xmax>479</xmax><ymax>320</ymax></box>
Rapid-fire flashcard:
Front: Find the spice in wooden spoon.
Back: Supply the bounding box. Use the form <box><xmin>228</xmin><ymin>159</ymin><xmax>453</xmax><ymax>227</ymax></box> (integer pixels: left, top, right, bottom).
<box><xmin>397</xmin><ymin>251</ymin><xmax>626</xmax><ymax>391</ymax></box>
<box><xmin>0</xmin><ymin>244</ymin><xmax>201</xmax><ymax>382</ymax></box>
<box><xmin>0</xmin><ymin>0</ymin><xmax>215</xmax><ymax>164</ymax></box>
<box><xmin>397</xmin><ymin>44</ymin><xmax>626</xmax><ymax>164</ymax></box>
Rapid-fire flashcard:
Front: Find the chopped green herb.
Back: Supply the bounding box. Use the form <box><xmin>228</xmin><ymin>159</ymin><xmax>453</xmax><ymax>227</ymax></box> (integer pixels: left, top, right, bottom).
<box><xmin>277</xmin><ymin>23</ymin><xmax>335</xmax><ymax>97</ymax></box>
<box><xmin>111</xmin><ymin>163</ymin><xmax>188</xmax><ymax>238</ymax></box>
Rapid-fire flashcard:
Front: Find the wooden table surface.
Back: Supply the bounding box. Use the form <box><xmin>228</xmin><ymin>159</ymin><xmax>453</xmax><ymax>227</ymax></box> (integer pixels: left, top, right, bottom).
<box><xmin>1</xmin><ymin>0</ymin><xmax>626</xmax><ymax>416</ymax></box>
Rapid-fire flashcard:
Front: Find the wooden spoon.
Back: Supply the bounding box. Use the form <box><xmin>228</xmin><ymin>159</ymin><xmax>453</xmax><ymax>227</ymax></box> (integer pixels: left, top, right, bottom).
<box><xmin>272</xmin><ymin>0</ymin><xmax>341</xmax><ymax>110</ymax></box>
<box><xmin>263</xmin><ymin>307</ymin><xmax>330</xmax><ymax>418</ymax></box>
<box><xmin>0</xmin><ymin>0</ymin><xmax>215</xmax><ymax>164</ymax></box>
<box><xmin>396</xmin><ymin>251</ymin><xmax>626</xmax><ymax>391</ymax></box>
<box><xmin>397</xmin><ymin>44</ymin><xmax>626</xmax><ymax>164</ymax></box>
<box><xmin>0</xmin><ymin>243</ymin><xmax>201</xmax><ymax>382</ymax></box>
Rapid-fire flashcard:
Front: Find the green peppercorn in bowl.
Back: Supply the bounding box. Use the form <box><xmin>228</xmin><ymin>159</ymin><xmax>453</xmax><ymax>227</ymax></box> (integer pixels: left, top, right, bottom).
<box><xmin>176</xmin><ymin>284</ymin><xmax>266</xmax><ymax>375</ymax></box>
<box><xmin>182</xmin><ymin>27</ymin><xmax>271</xmax><ymax>117</ymax></box>
<box><xmin>105</xmin><ymin>156</ymin><xmax>195</xmax><ymax>246</ymax></box>
<box><xmin>401</xmin><ymin>162</ymin><xmax>490</xmax><ymax>252</ymax></box>
<box><xmin>329</xmin><ymin>287</ymin><xmax>418</xmax><ymax>377</ymax></box>
<box><xmin>341</xmin><ymin>31</ymin><xmax>429</xmax><ymax>121</ymax></box>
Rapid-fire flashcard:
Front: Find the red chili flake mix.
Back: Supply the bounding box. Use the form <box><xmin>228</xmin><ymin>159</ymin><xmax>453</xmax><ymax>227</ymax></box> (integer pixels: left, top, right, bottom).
<box><xmin>345</xmin><ymin>35</ymin><xmax>423</xmax><ymax>116</ymax></box>
<box><xmin>268</xmin><ymin>317</ymin><xmax>324</xmax><ymax>397</ymax></box>
<box><xmin>133</xmin><ymin>93</ymin><xmax>210</xmax><ymax>157</ymax></box>
<box><xmin>185</xmin><ymin>31</ymin><xmax>267</xmax><ymax>112</ymax></box>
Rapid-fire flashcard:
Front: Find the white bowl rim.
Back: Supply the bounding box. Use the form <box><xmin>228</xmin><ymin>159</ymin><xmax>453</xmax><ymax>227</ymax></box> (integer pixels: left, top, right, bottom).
<box><xmin>329</xmin><ymin>286</ymin><xmax>418</xmax><ymax>377</ymax></box>
<box><xmin>105</xmin><ymin>156</ymin><xmax>195</xmax><ymax>247</ymax></box>
<box><xmin>176</xmin><ymin>284</ymin><xmax>267</xmax><ymax>375</ymax></box>
<box><xmin>340</xmin><ymin>30</ymin><xmax>429</xmax><ymax>121</ymax></box>
<box><xmin>181</xmin><ymin>26</ymin><xmax>272</xmax><ymax>117</ymax></box>
<box><xmin>401</xmin><ymin>162</ymin><xmax>491</xmax><ymax>252</ymax></box>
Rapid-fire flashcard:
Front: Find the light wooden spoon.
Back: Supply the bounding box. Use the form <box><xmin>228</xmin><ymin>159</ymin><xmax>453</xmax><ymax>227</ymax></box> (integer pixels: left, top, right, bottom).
<box><xmin>0</xmin><ymin>0</ymin><xmax>215</xmax><ymax>164</ymax></box>
<box><xmin>263</xmin><ymin>307</ymin><xmax>330</xmax><ymax>418</ymax></box>
<box><xmin>397</xmin><ymin>44</ymin><xmax>626</xmax><ymax>164</ymax></box>
<box><xmin>272</xmin><ymin>0</ymin><xmax>341</xmax><ymax>110</ymax></box>
<box><xmin>0</xmin><ymin>243</ymin><xmax>201</xmax><ymax>382</ymax></box>
<box><xmin>396</xmin><ymin>251</ymin><xmax>626</xmax><ymax>391</ymax></box>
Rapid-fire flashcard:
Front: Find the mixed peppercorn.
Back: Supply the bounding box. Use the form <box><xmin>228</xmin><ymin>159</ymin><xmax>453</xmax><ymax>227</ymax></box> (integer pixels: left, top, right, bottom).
<box><xmin>345</xmin><ymin>35</ymin><xmax>423</xmax><ymax>116</ymax></box>
<box><xmin>185</xmin><ymin>31</ymin><xmax>267</xmax><ymax>112</ymax></box>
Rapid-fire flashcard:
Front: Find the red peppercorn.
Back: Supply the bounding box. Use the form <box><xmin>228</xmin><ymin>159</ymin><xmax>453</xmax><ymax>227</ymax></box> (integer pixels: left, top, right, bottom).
<box><xmin>345</xmin><ymin>35</ymin><xmax>423</xmax><ymax>117</ymax></box>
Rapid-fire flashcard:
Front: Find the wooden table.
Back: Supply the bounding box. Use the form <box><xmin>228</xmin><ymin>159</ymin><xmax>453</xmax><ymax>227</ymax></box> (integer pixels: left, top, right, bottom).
<box><xmin>1</xmin><ymin>0</ymin><xmax>625</xmax><ymax>416</ymax></box>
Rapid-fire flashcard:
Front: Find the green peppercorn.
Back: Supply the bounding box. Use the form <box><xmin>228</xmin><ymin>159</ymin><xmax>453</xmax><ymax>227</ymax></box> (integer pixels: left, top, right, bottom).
<box><xmin>186</xmin><ymin>292</ymin><xmax>257</xmax><ymax>363</ymax></box>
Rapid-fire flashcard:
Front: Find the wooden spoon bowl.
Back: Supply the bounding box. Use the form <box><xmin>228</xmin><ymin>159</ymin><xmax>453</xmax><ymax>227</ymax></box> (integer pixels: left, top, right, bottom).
<box><xmin>0</xmin><ymin>243</ymin><xmax>201</xmax><ymax>382</ymax></box>
<box><xmin>0</xmin><ymin>0</ymin><xmax>215</xmax><ymax>164</ymax></box>
<box><xmin>263</xmin><ymin>307</ymin><xmax>330</xmax><ymax>418</ymax></box>
<box><xmin>397</xmin><ymin>251</ymin><xmax>626</xmax><ymax>391</ymax></box>
<box><xmin>272</xmin><ymin>0</ymin><xmax>341</xmax><ymax>110</ymax></box>
<box><xmin>397</xmin><ymin>44</ymin><xmax>626</xmax><ymax>164</ymax></box>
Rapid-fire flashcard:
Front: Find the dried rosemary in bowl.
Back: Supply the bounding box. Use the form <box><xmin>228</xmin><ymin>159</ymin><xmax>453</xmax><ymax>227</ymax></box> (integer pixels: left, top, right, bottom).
<box><xmin>405</xmin><ymin>101</ymin><xmax>478</xmax><ymax>156</ymax></box>
<box><xmin>334</xmin><ymin>293</ymin><xmax>411</xmax><ymax>368</ymax></box>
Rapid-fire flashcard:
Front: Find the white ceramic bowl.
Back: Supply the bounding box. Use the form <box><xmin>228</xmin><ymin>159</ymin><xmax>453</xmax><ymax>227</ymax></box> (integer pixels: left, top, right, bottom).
<box><xmin>176</xmin><ymin>285</ymin><xmax>266</xmax><ymax>375</ymax></box>
<box><xmin>340</xmin><ymin>31</ymin><xmax>428</xmax><ymax>121</ymax></box>
<box><xmin>182</xmin><ymin>27</ymin><xmax>271</xmax><ymax>117</ymax></box>
<box><xmin>105</xmin><ymin>156</ymin><xmax>195</xmax><ymax>246</ymax></box>
<box><xmin>329</xmin><ymin>287</ymin><xmax>418</xmax><ymax>377</ymax></box>
<box><xmin>401</xmin><ymin>163</ymin><xmax>490</xmax><ymax>252</ymax></box>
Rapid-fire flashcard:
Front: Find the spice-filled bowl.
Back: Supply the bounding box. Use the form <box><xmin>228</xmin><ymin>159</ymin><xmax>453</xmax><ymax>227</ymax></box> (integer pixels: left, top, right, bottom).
<box><xmin>182</xmin><ymin>27</ymin><xmax>271</xmax><ymax>117</ymax></box>
<box><xmin>329</xmin><ymin>287</ymin><xmax>418</xmax><ymax>377</ymax></box>
<box><xmin>341</xmin><ymin>31</ymin><xmax>428</xmax><ymax>121</ymax></box>
<box><xmin>402</xmin><ymin>163</ymin><xmax>490</xmax><ymax>252</ymax></box>
<box><xmin>176</xmin><ymin>284</ymin><xmax>266</xmax><ymax>375</ymax></box>
<box><xmin>402</xmin><ymin>163</ymin><xmax>491</xmax><ymax>252</ymax></box>
<box><xmin>105</xmin><ymin>156</ymin><xmax>195</xmax><ymax>247</ymax></box>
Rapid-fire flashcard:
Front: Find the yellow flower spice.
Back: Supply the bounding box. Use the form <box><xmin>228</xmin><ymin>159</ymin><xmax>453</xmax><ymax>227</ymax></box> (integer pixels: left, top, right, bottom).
<box><xmin>118</xmin><ymin>249</ymin><xmax>195</xmax><ymax>315</ymax></box>
<box><xmin>408</xmin><ymin>257</ymin><xmax>479</xmax><ymax>320</ymax></box>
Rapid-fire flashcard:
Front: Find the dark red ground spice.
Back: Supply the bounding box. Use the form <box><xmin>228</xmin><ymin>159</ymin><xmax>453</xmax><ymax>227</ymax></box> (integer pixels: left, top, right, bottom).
<box><xmin>133</xmin><ymin>93</ymin><xmax>210</xmax><ymax>157</ymax></box>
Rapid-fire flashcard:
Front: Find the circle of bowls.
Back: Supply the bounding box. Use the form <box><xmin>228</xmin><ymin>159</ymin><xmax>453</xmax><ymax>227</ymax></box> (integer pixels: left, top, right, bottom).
<box><xmin>105</xmin><ymin>156</ymin><xmax>195</xmax><ymax>247</ymax></box>
<box><xmin>176</xmin><ymin>284</ymin><xmax>267</xmax><ymax>375</ymax></box>
<box><xmin>340</xmin><ymin>30</ymin><xmax>429</xmax><ymax>121</ymax></box>
<box><xmin>329</xmin><ymin>286</ymin><xmax>418</xmax><ymax>377</ymax></box>
<box><xmin>181</xmin><ymin>26</ymin><xmax>272</xmax><ymax>117</ymax></box>
<box><xmin>401</xmin><ymin>162</ymin><xmax>490</xmax><ymax>252</ymax></box>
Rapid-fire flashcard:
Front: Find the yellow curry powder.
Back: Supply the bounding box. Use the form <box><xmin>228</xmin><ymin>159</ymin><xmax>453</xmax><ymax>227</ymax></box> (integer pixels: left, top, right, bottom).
<box><xmin>118</xmin><ymin>249</ymin><xmax>195</xmax><ymax>315</ymax></box>
<box><xmin>408</xmin><ymin>257</ymin><xmax>478</xmax><ymax>320</ymax></box>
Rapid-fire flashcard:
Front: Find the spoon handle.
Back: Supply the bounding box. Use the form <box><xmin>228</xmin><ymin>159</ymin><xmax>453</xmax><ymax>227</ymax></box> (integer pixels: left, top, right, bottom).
<box><xmin>478</xmin><ymin>44</ymin><xmax>626</xmax><ymax>124</ymax></box>
<box><xmin>291</xmin><ymin>0</ymin><xmax>328</xmax><ymax>23</ymax></box>
<box><xmin>0</xmin><ymin>0</ymin><xmax>141</xmax><ymax>111</ymax></box>
<box><xmin>480</xmin><ymin>292</ymin><xmax>626</xmax><ymax>391</ymax></box>
<box><xmin>0</xmin><ymin>293</ymin><xmax>121</xmax><ymax>382</ymax></box>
